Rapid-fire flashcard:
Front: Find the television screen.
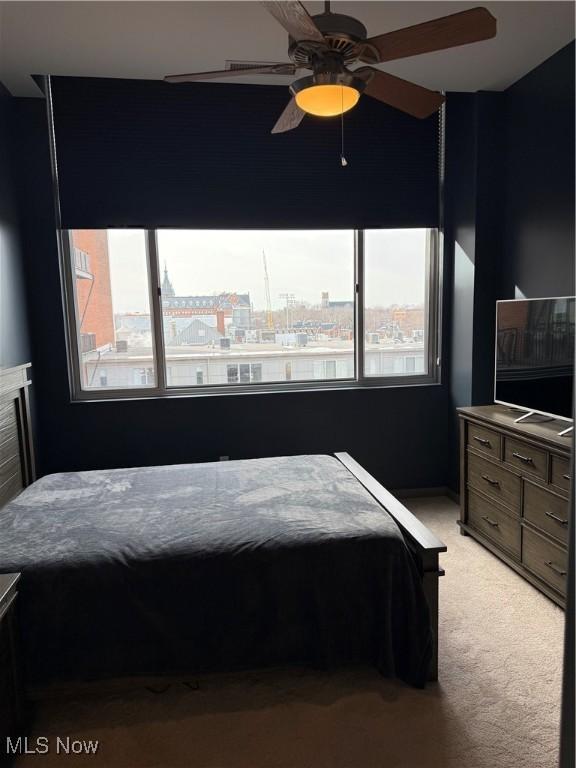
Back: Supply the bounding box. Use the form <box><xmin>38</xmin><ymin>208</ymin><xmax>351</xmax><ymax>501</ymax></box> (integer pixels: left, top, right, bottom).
<box><xmin>495</xmin><ymin>297</ymin><xmax>575</xmax><ymax>420</ymax></box>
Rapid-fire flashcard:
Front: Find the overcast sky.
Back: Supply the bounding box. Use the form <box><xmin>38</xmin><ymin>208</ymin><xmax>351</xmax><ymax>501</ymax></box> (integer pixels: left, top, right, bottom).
<box><xmin>107</xmin><ymin>229</ymin><xmax>427</xmax><ymax>314</ymax></box>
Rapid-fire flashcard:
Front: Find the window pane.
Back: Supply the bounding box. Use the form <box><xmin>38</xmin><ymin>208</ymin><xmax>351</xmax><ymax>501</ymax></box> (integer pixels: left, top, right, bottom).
<box><xmin>71</xmin><ymin>230</ymin><xmax>156</xmax><ymax>390</ymax></box>
<box><xmin>364</xmin><ymin>229</ymin><xmax>429</xmax><ymax>378</ymax></box>
<box><xmin>239</xmin><ymin>364</ymin><xmax>250</xmax><ymax>384</ymax></box>
<box><xmin>157</xmin><ymin>230</ymin><xmax>355</xmax><ymax>387</ymax></box>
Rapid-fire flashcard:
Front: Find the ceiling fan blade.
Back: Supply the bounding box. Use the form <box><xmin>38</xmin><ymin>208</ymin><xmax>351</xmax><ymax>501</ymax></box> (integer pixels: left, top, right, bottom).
<box><xmin>359</xmin><ymin>7</ymin><xmax>497</xmax><ymax>64</ymax></box>
<box><xmin>271</xmin><ymin>97</ymin><xmax>306</xmax><ymax>134</ymax></box>
<box><xmin>165</xmin><ymin>63</ymin><xmax>296</xmax><ymax>83</ymax></box>
<box><xmin>356</xmin><ymin>67</ymin><xmax>444</xmax><ymax>119</ymax></box>
<box><xmin>260</xmin><ymin>1</ymin><xmax>325</xmax><ymax>43</ymax></box>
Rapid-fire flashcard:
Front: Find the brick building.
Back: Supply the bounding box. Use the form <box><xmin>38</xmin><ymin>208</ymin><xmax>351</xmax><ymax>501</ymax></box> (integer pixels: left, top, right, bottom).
<box><xmin>73</xmin><ymin>230</ymin><xmax>115</xmax><ymax>351</ymax></box>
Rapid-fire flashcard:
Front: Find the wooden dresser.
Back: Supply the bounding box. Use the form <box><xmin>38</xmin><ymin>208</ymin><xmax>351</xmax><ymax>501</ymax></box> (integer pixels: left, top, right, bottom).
<box><xmin>458</xmin><ymin>405</ymin><xmax>573</xmax><ymax>607</ymax></box>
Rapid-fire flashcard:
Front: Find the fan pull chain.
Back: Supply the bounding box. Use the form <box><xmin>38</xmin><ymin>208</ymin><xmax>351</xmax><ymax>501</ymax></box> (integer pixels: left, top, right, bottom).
<box><xmin>340</xmin><ymin>86</ymin><xmax>348</xmax><ymax>167</ymax></box>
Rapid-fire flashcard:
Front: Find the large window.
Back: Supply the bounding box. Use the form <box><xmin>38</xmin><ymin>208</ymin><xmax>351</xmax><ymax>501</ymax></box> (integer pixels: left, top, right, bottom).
<box><xmin>62</xmin><ymin>229</ymin><xmax>440</xmax><ymax>398</ymax></box>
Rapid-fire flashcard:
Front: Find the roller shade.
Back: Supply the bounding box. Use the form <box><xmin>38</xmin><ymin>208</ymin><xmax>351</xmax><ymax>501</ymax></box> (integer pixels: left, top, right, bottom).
<box><xmin>49</xmin><ymin>75</ymin><xmax>440</xmax><ymax>230</ymax></box>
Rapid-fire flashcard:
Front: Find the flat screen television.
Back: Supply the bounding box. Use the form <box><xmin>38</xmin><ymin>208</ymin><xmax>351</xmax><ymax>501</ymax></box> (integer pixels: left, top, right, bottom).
<box><xmin>495</xmin><ymin>297</ymin><xmax>575</xmax><ymax>422</ymax></box>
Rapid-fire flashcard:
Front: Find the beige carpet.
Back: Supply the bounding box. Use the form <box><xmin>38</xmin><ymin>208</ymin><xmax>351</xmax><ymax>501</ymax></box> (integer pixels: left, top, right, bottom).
<box><xmin>17</xmin><ymin>497</ymin><xmax>565</xmax><ymax>768</ymax></box>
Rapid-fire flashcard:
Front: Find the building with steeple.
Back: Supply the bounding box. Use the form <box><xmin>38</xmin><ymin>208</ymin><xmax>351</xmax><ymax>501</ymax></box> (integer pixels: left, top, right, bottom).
<box><xmin>160</xmin><ymin>265</ymin><xmax>251</xmax><ymax>331</ymax></box>
<box><xmin>161</xmin><ymin>264</ymin><xmax>175</xmax><ymax>297</ymax></box>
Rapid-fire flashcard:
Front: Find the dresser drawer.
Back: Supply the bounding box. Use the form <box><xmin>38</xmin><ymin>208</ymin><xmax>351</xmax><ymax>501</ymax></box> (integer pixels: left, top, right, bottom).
<box><xmin>522</xmin><ymin>527</ymin><xmax>568</xmax><ymax>596</ymax></box>
<box><xmin>467</xmin><ymin>423</ymin><xmax>501</xmax><ymax>460</ymax></box>
<box><xmin>468</xmin><ymin>490</ymin><xmax>521</xmax><ymax>557</ymax></box>
<box><xmin>467</xmin><ymin>452</ymin><xmax>521</xmax><ymax>511</ymax></box>
<box><xmin>551</xmin><ymin>455</ymin><xmax>571</xmax><ymax>493</ymax></box>
<box><xmin>524</xmin><ymin>481</ymin><xmax>570</xmax><ymax>545</ymax></box>
<box><xmin>504</xmin><ymin>437</ymin><xmax>547</xmax><ymax>481</ymax></box>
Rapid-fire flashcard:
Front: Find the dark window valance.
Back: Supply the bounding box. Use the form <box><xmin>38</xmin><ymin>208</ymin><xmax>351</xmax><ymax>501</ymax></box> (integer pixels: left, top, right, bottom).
<box><xmin>49</xmin><ymin>75</ymin><xmax>440</xmax><ymax>230</ymax></box>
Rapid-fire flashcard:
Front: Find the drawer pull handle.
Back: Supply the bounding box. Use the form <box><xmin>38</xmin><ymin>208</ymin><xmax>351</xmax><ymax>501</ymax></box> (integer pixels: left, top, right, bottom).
<box><xmin>481</xmin><ymin>515</ymin><xmax>499</xmax><ymax>527</ymax></box>
<box><xmin>512</xmin><ymin>452</ymin><xmax>533</xmax><ymax>464</ymax></box>
<box><xmin>481</xmin><ymin>474</ymin><xmax>500</xmax><ymax>487</ymax></box>
<box><xmin>473</xmin><ymin>437</ymin><xmax>491</xmax><ymax>447</ymax></box>
<box><xmin>562</xmin><ymin>474</ymin><xmax>571</xmax><ymax>481</ymax></box>
<box><xmin>544</xmin><ymin>561</ymin><xmax>566</xmax><ymax>577</ymax></box>
<box><xmin>544</xmin><ymin>510</ymin><xmax>568</xmax><ymax>526</ymax></box>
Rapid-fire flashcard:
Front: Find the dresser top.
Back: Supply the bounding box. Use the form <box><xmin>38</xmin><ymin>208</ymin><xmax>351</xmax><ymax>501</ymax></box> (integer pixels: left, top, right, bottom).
<box><xmin>0</xmin><ymin>573</ymin><xmax>20</xmax><ymax>605</ymax></box>
<box><xmin>458</xmin><ymin>405</ymin><xmax>573</xmax><ymax>453</ymax></box>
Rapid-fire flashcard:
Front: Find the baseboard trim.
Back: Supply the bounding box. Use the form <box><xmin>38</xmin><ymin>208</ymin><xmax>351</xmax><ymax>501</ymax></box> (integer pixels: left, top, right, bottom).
<box><xmin>445</xmin><ymin>488</ymin><xmax>460</xmax><ymax>505</ymax></box>
<box><xmin>393</xmin><ymin>486</ymin><xmax>459</xmax><ymax>503</ymax></box>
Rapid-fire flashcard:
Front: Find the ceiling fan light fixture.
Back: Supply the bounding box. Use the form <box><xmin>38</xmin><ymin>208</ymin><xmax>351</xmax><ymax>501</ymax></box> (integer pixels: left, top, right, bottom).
<box><xmin>290</xmin><ymin>74</ymin><xmax>364</xmax><ymax>117</ymax></box>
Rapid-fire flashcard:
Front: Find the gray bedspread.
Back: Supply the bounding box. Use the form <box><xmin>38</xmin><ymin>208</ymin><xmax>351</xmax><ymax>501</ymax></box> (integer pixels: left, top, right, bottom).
<box><xmin>0</xmin><ymin>454</ymin><xmax>432</xmax><ymax>686</ymax></box>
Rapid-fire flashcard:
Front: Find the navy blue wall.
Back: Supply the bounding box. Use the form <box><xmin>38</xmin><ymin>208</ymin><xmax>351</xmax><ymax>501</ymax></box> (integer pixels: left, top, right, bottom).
<box><xmin>503</xmin><ymin>42</ymin><xmax>575</xmax><ymax>299</ymax></box>
<box><xmin>444</xmin><ymin>91</ymin><xmax>506</xmax><ymax>491</ymax></box>
<box><xmin>0</xmin><ymin>84</ymin><xmax>31</xmax><ymax>371</ymax></box>
<box><xmin>446</xmin><ymin>42</ymin><xmax>575</xmax><ymax>491</ymax></box>
<box><xmin>445</xmin><ymin>93</ymin><xmax>478</xmax><ymax>417</ymax></box>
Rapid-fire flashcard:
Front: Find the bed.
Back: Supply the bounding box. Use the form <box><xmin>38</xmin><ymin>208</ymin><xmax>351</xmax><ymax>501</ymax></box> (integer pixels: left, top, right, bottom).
<box><xmin>0</xmin><ymin>365</ymin><xmax>446</xmax><ymax>689</ymax></box>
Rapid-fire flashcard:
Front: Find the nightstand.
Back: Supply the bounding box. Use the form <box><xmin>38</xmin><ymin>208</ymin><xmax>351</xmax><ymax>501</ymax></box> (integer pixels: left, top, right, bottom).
<box><xmin>0</xmin><ymin>574</ymin><xmax>23</xmax><ymax>763</ymax></box>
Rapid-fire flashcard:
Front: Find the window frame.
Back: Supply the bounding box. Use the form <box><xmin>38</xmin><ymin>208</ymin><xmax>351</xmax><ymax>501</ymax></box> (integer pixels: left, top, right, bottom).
<box><xmin>356</xmin><ymin>228</ymin><xmax>440</xmax><ymax>384</ymax></box>
<box><xmin>61</xmin><ymin>228</ymin><xmax>442</xmax><ymax>401</ymax></box>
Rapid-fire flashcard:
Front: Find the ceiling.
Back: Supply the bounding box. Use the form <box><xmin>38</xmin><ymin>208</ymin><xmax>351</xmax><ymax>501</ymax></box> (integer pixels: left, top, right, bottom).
<box><xmin>0</xmin><ymin>1</ymin><xmax>574</xmax><ymax>97</ymax></box>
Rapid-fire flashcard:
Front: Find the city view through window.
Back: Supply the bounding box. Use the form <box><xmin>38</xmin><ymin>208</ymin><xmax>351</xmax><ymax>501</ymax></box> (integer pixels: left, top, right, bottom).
<box><xmin>69</xmin><ymin>229</ymin><xmax>432</xmax><ymax>392</ymax></box>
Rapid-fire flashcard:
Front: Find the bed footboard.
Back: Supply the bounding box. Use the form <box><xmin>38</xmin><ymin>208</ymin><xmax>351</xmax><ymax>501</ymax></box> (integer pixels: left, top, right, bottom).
<box><xmin>334</xmin><ymin>452</ymin><xmax>446</xmax><ymax>681</ymax></box>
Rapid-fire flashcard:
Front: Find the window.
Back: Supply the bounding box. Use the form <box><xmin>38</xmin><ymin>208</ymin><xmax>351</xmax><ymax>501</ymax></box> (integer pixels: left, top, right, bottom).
<box><xmin>227</xmin><ymin>363</ymin><xmax>262</xmax><ymax>384</ymax></box>
<box><xmin>62</xmin><ymin>229</ymin><xmax>440</xmax><ymax>399</ymax></box>
<box><xmin>363</xmin><ymin>229</ymin><xmax>433</xmax><ymax>378</ymax></box>
<box><xmin>157</xmin><ymin>230</ymin><xmax>354</xmax><ymax>388</ymax></box>
<box><xmin>313</xmin><ymin>360</ymin><xmax>338</xmax><ymax>380</ymax></box>
<box><xmin>133</xmin><ymin>367</ymin><xmax>154</xmax><ymax>385</ymax></box>
<box><xmin>74</xmin><ymin>247</ymin><xmax>91</xmax><ymax>276</ymax></box>
<box><xmin>67</xmin><ymin>230</ymin><xmax>156</xmax><ymax>391</ymax></box>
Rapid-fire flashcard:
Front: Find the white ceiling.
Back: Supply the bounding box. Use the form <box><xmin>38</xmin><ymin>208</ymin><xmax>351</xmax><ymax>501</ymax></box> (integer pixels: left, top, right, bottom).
<box><xmin>0</xmin><ymin>1</ymin><xmax>574</xmax><ymax>97</ymax></box>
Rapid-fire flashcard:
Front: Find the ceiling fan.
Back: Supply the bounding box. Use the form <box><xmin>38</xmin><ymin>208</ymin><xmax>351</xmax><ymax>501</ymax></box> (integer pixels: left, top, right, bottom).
<box><xmin>165</xmin><ymin>1</ymin><xmax>497</xmax><ymax>133</ymax></box>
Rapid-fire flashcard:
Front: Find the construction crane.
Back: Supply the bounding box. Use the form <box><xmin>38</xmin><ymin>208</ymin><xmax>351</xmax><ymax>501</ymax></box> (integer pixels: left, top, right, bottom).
<box><xmin>262</xmin><ymin>251</ymin><xmax>274</xmax><ymax>330</ymax></box>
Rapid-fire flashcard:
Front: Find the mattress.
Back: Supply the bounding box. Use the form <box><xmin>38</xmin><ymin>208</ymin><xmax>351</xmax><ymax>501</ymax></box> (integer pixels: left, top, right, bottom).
<box><xmin>0</xmin><ymin>454</ymin><xmax>432</xmax><ymax>686</ymax></box>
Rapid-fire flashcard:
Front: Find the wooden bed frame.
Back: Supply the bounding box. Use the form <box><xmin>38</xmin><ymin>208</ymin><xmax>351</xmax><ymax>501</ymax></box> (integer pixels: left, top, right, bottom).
<box><xmin>334</xmin><ymin>453</ymin><xmax>446</xmax><ymax>681</ymax></box>
<box><xmin>1</xmin><ymin>364</ymin><xmax>445</xmax><ymax>682</ymax></box>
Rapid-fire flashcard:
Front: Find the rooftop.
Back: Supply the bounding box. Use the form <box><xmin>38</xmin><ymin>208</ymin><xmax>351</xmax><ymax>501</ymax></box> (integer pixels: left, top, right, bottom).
<box><xmin>83</xmin><ymin>338</ymin><xmax>425</xmax><ymax>363</ymax></box>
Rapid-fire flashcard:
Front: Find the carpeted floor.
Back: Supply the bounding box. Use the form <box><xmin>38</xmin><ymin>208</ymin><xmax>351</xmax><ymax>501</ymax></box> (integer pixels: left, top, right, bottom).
<box><xmin>16</xmin><ymin>497</ymin><xmax>565</xmax><ymax>768</ymax></box>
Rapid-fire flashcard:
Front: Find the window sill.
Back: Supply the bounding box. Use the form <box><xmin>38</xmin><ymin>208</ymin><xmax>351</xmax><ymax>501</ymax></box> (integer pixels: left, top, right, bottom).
<box><xmin>70</xmin><ymin>376</ymin><xmax>442</xmax><ymax>403</ymax></box>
